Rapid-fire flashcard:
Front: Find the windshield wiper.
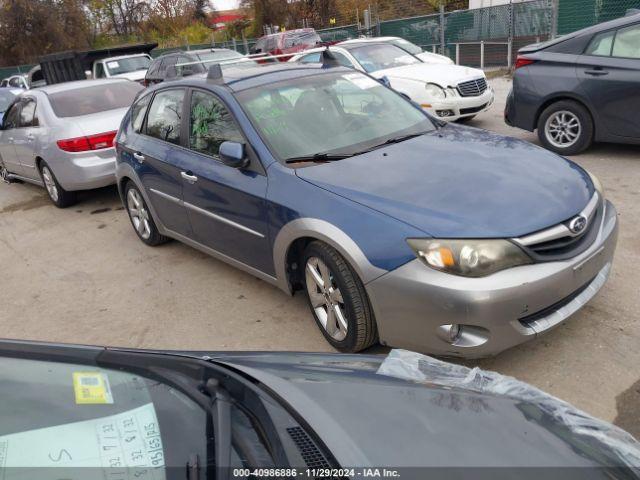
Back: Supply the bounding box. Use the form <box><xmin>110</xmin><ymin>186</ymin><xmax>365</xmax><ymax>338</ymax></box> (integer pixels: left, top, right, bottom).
<box><xmin>284</xmin><ymin>153</ymin><xmax>354</xmax><ymax>164</ymax></box>
<box><xmin>354</xmin><ymin>131</ymin><xmax>429</xmax><ymax>155</ymax></box>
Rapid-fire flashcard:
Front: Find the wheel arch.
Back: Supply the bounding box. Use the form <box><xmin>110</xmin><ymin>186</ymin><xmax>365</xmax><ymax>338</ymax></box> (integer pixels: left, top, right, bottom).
<box><xmin>273</xmin><ymin>218</ymin><xmax>387</xmax><ymax>295</ymax></box>
<box><xmin>534</xmin><ymin>95</ymin><xmax>596</xmax><ymax>136</ymax></box>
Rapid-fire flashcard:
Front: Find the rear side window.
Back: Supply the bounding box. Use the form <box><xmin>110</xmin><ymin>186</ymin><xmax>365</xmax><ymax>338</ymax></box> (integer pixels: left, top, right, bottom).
<box><xmin>612</xmin><ymin>24</ymin><xmax>640</xmax><ymax>59</ymax></box>
<box><xmin>19</xmin><ymin>99</ymin><xmax>38</xmax><ymax>127</ymax></box>
<box><xmin>49</xmin><ymin>82</ymin><xmax>143</xmax><ymax>118</ymax></box>
<box><xmin>145</xmin><ymin>89</ymin><xmax>184</xmax><ymax>145</ymax></box>
<box><xmin>300</xmin><ymin>52</ymin><xmax>321</xmax><ymax>63</ymax></box>
<box><xmin>3</xmin><ymin>103</ymin><xmax>20</xmax><ymax>129</ymax></box>
<box><xmin>586</xmin><ymin>31</ymin><xmax>615</xmax><ymax>56</ymax></box>
<box><xmin>131</xmin><ymin>94</ymin><xmax>151</xmax><ymax>133</ymax></box>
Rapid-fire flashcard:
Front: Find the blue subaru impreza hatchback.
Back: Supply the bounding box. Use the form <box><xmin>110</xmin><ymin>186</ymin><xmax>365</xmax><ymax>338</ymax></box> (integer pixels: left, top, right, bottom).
<box><xmin>115</xmin><ymin>61</ymin><xmax>618</xmax><ymax>358</ymax></box>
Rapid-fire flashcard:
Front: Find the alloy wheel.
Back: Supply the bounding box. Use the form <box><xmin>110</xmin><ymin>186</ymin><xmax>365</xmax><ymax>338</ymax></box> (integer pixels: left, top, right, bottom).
<box><xmin>305</xmin><ymin>256</ymin><xmax>348</xmax><ymax>341</ymax></box>
<box><xmin>127</xmin><ymin>188</ymin><xmax>151</xmax><ymax>240</ymax></box>
<box><xmin>41</xmin><ymin>166</ymin><xmax>59</xmax><ymax>202</ymax></box>
<box><xmin>544</xmin><ymin>110</ymin><xmax>581</xmax><ymax>149</ymax></box>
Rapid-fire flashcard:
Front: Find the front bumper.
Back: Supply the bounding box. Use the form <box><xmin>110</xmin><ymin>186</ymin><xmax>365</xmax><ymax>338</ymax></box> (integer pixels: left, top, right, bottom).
<box><xmin>424</xmin><ymin>87</ymin><xmax>495</xmax><ymax>121</ymax></box>
<box><xmin>50</xmin><ymin>149</ymin><xmax>117</xmax><ymax>191</ymax></box>
<box><xmin>366</xmin><ymin>200</ymin><xmax>618</xmax><ymax>358</ymax></box>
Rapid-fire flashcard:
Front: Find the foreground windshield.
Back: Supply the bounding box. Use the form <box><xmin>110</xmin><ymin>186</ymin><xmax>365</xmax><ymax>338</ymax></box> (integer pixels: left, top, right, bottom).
<box><xmin>105</xmin><ymin>56</ymin><xmax>151</xmax><ymax>75</ymax></box>
<box><xmin>0</xmin><ymin>356</ymin><xmax>206</xmax><ymax>473</ymax></box>
<box><xmin>349</xmin><ymin>43</ymin><xmax>422</xmax><ymax>72</ymax></box>
<box><xmin>237</xmin><ymin>71</ymin><xmax>434</xmax><ymax>161</ymax></box>
<box><xmin>0</xmin><ymin>91</ymin><xmax>17</xmax><ymax>111</ymax></box>
<box><xmin>392</xmin><ymin>38</ymin><xmax>423</xmax><ymax>55</ymax></box>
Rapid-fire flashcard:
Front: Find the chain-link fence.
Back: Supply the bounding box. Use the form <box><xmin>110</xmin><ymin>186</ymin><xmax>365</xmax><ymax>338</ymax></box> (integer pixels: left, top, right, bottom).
<box><xmin>2</xmin><ymin>0</ymin><xmax>639</xmax><ymax>78</ymax></box>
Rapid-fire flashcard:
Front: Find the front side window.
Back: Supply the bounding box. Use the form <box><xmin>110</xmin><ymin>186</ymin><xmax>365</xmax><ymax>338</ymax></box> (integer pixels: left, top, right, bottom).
<box><xmin>238</xmin><ymin>71</ymin><xmax>434</xmax><ymax>161</ymax></box>
<box><xmin>300</xmin><ymin>51</ymin><xmax>353</xmax><ymax>67</ymax></box>
<box><xmin>189</xmin><ymin>90</ymin><xmax>243</xmax><ymax>157</ymax></box>
<box><xmin>612</xmin><ymin>23</ymin><xmax>640</xmax><ymax>59</ymax></box>
<box><xmin>348</xmin><ymin>44</ymin><xmax>422</xmax><ymax>73</ymax></box>
<box><xmin>146</xmin><ymin>89</ymin><xmax>184</xmax><ymax>145</ymax></box>
<box><xmin>19</xmin><ymin>99</ymin><xmax>38</xmax><ymax>127</ymax></box>
<box><xmin>586</xmin><ymin>30</ymin><xmax>615</xmax><ymax>56</ymax></box>
<box><xmin>49</xmin><ymin>82</ymin><xmax>143</xmax><ymax>118</ymax></box>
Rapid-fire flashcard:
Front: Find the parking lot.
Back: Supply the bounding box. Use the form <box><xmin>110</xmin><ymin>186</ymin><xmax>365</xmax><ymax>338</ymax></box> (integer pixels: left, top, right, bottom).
<box><xmin>1</xmin><ymin>75</ymin><xmax>638</xmax><ymax>436</ymax></box>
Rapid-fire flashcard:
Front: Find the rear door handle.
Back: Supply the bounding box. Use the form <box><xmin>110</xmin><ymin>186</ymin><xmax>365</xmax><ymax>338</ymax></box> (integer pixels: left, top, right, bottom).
<box><xmin>133</xmin><ymin>152</ymin><xmax>145</xmax><ymax>163</ymax></box>
<box><xmin>181</xmin><ymin>171</ymin><xmax>198</xmax><ymax>184</ymax></box>
<box><xmin>585</xmin><ymin>69</ymin><xmax>608</xmax><ymax>76</ymax></box>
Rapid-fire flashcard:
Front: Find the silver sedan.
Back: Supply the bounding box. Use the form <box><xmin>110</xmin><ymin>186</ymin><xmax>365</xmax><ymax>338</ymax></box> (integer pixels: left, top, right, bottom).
<box><xmin>0</xmin><ymin>79</ymin><xmax>143</xmax><ymax>207</ymax></box>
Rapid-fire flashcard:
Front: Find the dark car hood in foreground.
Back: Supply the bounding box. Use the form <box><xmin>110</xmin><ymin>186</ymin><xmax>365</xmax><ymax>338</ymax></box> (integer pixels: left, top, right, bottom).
<box><xmin>296</xmin><ymin>125</ymin><xmax>594</xmax><ymax>238</ymax></box>
<box><xmin>215</xmin><ymin>352</ymin><xmax>629</xmax><ymax>470</ymax></box>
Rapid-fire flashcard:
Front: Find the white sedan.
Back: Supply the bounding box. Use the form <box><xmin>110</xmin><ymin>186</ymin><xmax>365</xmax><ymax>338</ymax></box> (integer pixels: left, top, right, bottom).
<box><xmin>289</xmin><ymin>43</ymin><xmax>494</xmax><ymax>122</ymax></box>
<box><xmin>338</xmin><ymin>36</ymin><xmax>454</xmax><ymax>64</ymax></box>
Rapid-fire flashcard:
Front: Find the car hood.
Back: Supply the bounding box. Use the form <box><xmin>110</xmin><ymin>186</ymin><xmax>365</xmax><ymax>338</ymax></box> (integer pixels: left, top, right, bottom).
<box><xmin>295</xmin><ymin>124</ymin><xmax>593</xmax><ymax>238</ymax></box>
<box><xmin>214</xmin><ymin>351</ymin><xmax>633</xmax><ymax>469</ymax></box>
<box><xmin>416</xmin><ymin>51</ymin><xmax>453</xmax><ymax>64</ymax></box>
<box><xmin>111</xmin><ymin>71</ymin><xmax>147</xmax><ymax>81</ymax></box>
<box><xmin>371</xmin><ymin>62</ymin><xmax>485</xmax><ymax>86</ymax></box>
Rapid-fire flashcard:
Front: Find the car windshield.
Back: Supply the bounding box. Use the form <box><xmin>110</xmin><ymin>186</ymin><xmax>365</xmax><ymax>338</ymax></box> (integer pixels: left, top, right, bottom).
<box><xmin>237</xmin><ymin>70</ymin><xmax>435</xmax><ymax>161</ymax></box>
<box><xmin>0</xmin><ymin>90</ymin><xmax>17</xmax><ymax>112</ymax></box>
<box><xmin>0</xmin><ymin>356</ymin><xmax>207</xmax><ymax>472</ymax></box>
<box><xmin>105</xmin><ymin>56</ymin><xmax>151</xmax><ymax>75</ymax></box>
<box><xmin>348</xmin><ymin>43</ymin><xmax>422</xmax><ymax>72</ymax></box>
<box><xmin>391</xmin><ymin>38</ymin><xmax>423</xmax><ymax>55</ymax></box>
<box><xmin>49</xmin><ymin>82</ymin><xmax>144</xmax><ymax>118</ymax></box>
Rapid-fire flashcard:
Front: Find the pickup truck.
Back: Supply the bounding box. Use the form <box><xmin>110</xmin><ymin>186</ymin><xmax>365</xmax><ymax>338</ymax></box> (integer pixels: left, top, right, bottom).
<box><xmin>36</xmin><ymin>43</ymin><xmax>157</xmax><ymax>86</ymax></box>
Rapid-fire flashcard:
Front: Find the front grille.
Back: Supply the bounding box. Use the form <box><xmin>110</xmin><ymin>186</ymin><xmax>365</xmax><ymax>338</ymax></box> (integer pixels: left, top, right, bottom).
<box><xmin>457</xmin><ymin>77</ymin><xmax>488</xmax><ymax>97</ymax></box>
<box><xmin>460</xmin><ymin>103</ymin><xmax>488</xmax><ymax>115</ymax></box>
<box><xmin>287</xmin><ymin>426</ymin><xmax>330</xmax><ymax>469</ymax></box>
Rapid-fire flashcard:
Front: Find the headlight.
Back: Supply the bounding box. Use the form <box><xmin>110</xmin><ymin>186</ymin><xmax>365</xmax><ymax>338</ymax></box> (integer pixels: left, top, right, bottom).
<box><xmin>425</xmin><ymin>83</ymin><xmax>446</xmax><ymax>99</ymax></box>
<box><xmin>586</xmin><ymin>170</ymin><xmax>605</xmax><ymax>199</ymax></box>
<box><xmin>407</xmin><ymin>239</ymin><xmax>532</xmax><ymax>277</ymax></box>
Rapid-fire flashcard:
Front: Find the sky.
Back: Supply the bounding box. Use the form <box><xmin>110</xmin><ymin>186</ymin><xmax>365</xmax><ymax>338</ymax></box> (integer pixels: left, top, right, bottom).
<box><xmin>212</xmin><ymin>0</ymin><xmax>240</xmax><ymax>11</ymax></box>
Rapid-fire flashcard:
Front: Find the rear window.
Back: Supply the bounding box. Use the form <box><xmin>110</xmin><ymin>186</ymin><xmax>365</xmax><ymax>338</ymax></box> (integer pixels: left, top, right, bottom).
<box><xmin>49</xmin><ymin>82</ymin><xmax>143</xmax><ymax>118</ymax></box>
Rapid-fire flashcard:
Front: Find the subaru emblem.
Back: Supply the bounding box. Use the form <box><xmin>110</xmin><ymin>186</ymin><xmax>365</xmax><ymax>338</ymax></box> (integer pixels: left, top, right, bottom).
<box><xmin>569</xmin><ymin>215</ymin><xmax>588</xmax><ymax>234</ymax></box>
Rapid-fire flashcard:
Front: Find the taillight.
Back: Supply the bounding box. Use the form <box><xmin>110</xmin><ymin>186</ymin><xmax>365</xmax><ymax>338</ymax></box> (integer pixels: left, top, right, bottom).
<box><xmin>57</xmin><ymin>131</ymin><xmax>117</xmax><ymax>152</ymax></box>
<box><xmin>515</xmin><ymin>56</ymin><xmax>535</xmax><ymax>70</ymax></box>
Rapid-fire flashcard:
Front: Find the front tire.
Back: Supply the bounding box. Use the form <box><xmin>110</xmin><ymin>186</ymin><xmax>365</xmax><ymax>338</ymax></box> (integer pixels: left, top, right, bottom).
<box><xmin>537</xmin><ymin>100</ymin><xmax>593</xmax><ymax>155</ymax></box>
<box><xmin>302</xmin><ymin>241</ymin><xmax>377</xmax><ymax>352</ymax></box>
<box><xmin>124</xmin><ymin>181</ymin><xmax>167</xmax><ymax>246</ymax></box>
<box><xmin>39</xmin><ymin>161</ymin><xmax>77</xmax><ymax>208</ymax></box>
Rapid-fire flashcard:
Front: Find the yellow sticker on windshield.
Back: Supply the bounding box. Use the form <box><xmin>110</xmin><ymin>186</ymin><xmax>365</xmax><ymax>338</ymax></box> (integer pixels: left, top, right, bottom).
<box><xmin>72</xmin><ymin>371</ymin><xmax>114</xmax><ymax>405</ymax></box>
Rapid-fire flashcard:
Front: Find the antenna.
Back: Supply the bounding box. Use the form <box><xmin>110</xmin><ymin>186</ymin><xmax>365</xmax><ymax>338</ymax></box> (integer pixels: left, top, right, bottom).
<box><xmin>207</xmin><ymin>64</ymin><xmax>224</xmax><ymax>84</ymax></box>
<box><xmin>321</xmin><ymin>48</ymin><xmax>340</xmax><ymax>68</ymax></box>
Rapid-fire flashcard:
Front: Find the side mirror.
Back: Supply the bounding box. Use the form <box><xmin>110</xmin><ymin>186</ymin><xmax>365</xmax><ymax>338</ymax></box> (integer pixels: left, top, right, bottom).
<box><xmin>85</xmin><ymin>70</ymin><xmax>92</xmax><ymax>79</ymax></box>
<box><xmin>378</xmin><ymin>76</ymin><xmax>391</xmax><ymax>88</ymax></box>
<box><xmin>219</xmin><ymin>141</ymin><xmax>248</xmax><ymax>168</ymax></box>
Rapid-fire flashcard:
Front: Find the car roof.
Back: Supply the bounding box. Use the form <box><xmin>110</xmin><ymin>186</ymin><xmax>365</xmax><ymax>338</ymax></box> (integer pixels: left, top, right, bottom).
<box><xmin>167</xmin><ymin>62</ymin><xmax>353</xmax><ymax>93</ymax></box>
<box><xmin>36</xmin><ymin>78</ymin><xmax>131</xmax><ymax>94</ymax></box>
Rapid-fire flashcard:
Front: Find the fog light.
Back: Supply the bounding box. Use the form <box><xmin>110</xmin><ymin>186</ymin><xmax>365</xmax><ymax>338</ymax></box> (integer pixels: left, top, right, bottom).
<box><xmin>436</xmin><ymin>109</ymin><xmax>454</xmax><ymax>117</ymax></box>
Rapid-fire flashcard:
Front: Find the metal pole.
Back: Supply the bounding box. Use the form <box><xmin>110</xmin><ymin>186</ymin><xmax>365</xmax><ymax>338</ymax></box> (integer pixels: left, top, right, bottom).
<box><xmin>550</xmin><ymin>0</ymin><xmax>559</xmax><ymax>39</ymax></box>
<box><xmin>439</xmin><ymin>4</ymin><xmax>445</xmax><ymax>56</ymax></box>
<box><xmin>480</xmin><ymin>40</ymin><xmax>485</xmax><ymax>69</ymax></box>
<box><xmin>456</xmin><ymin>43</ymin><xmax>460</xmax><ymax>65</ymax></box>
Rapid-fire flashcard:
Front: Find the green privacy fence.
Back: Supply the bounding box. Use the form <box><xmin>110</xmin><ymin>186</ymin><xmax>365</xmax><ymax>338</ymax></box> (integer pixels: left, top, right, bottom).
<box><xmin>2</xmin><ymin>0</ymin><xmax>639</xmax><ymax>77</ymax></box>
<box><xmin>558</xmin><ymin>0</ymin><xmax>640</xmax><ymax>35</ymax></box>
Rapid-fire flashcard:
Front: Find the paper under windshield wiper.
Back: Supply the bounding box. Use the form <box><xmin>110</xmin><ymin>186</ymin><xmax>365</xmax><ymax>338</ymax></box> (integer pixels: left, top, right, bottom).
<box><xmin>285</xmin><ymin>153</ymin><xmax>354</xmax><ymax>164</ymax></box>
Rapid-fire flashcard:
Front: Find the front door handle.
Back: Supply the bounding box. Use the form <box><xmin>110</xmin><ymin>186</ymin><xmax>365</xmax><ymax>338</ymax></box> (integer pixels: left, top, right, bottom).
<box><xmin>133</xmin><ymin>152</ymin><xmax>145</xmax><ymax>164</ymax></box>
<box><xmin>584</xmin><ymin>68</ymin><xmax>608</xmax><ymax>76</ymax></box>
<box><xmin>26</xmin><ymin>134</ymin><xmax>35</xmax><ymax>141</ymax></box>
<box><xmin>181</xmin><ymin>171</ymin><xmax>198</xmax><ymax>184</ymax></box>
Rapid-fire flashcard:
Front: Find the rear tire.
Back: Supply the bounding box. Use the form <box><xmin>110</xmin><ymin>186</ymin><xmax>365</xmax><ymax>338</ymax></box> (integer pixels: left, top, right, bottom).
<box><xmin>302</xmin><ymin>241</ymin><xmax>378</xmax><ymax>353</ymax></box>
<box><xmin>39</xmin><ymin>161</ymin><xmax>77</xmax><ymax>208</ymax></box>
<box><xmin>124</xmin><ymin>181</ymin><xmax>168</xmax><ymax>246</ymax></box>
<box><xmin>537</xmin><ymin>100</ymin><xmax>593</xmax><ymax>155</ymax></box>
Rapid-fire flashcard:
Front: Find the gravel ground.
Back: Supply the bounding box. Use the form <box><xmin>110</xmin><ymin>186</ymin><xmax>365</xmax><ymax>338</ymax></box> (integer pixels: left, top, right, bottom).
<box><xmin>0</xmin><ymin>76</ymin><xmax>638</xmax><ymax>436</ymax></box>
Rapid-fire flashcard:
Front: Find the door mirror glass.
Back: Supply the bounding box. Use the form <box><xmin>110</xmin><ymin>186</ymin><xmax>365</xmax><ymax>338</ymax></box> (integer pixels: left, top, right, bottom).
<box><xmin>219</xmin><ymin>141</ymin><xmax>248</xmax><ymax>168</ymax></box>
